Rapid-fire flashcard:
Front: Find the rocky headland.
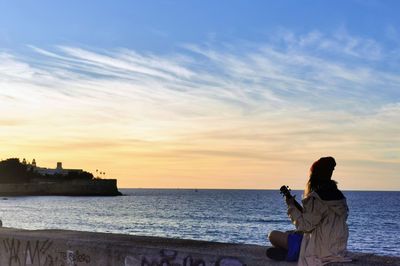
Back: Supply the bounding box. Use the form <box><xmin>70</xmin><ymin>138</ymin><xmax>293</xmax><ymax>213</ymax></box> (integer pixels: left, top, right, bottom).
<box><xmin>0</xmin><ymin>158</ymin><xmax>121</xmax><ymax>196</ymax></box>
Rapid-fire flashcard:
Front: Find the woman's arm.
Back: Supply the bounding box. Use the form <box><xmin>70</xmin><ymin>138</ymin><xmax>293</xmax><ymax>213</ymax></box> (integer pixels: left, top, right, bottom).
<box><xmin>287</xmin><ymin>195</ymin><xmax>327</xmax><ymax>233</ymax></box>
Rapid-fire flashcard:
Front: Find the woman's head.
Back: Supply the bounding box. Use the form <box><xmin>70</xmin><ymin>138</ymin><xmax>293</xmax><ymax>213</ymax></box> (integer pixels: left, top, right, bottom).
<box><xmin>305</xmin><ymin>156</ymin><xmax>336</xmax><ymax>196</ymax></box>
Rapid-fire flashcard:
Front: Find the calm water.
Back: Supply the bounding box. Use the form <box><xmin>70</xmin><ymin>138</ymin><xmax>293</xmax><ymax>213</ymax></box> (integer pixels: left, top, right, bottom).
<box><xmin>0</xmin><ymin>189</ymin><xmax>399</xmax><ymax>257</ymax></box>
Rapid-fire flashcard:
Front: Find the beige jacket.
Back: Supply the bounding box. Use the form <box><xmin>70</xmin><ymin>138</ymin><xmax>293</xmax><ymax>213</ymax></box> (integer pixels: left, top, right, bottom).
<box><xmin>287</xmin><ymin>191</ymin><xmax>351</xmax><ymax>266</ymax></box>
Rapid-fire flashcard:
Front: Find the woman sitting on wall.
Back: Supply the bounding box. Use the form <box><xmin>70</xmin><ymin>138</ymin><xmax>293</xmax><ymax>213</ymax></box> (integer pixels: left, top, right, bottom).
<box><xmin>267</xmin><ymin>157</ymin><xmax>351</xmax><ymax>265</ymax></box>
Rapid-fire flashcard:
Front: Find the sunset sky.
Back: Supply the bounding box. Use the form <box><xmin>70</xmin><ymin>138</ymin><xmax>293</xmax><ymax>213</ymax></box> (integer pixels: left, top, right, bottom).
<box><xmin>0</xmin><ymin>1</ymin><xmax>399</xmax><ymax>190</ymax></box>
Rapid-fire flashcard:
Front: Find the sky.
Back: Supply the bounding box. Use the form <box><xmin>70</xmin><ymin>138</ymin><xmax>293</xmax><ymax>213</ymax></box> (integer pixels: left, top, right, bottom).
<box><xmin>0</xmin><ymin>0</ymin><xmax>399</xmax><ymax>190</ymax></box>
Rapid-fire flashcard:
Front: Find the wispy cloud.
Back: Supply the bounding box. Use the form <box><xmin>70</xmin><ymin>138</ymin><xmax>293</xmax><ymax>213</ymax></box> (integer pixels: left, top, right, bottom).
<box><xmin>0</xmin><ymin>118</ymin><xmax>24</xmax><ymax>126</ymax></box>
<box><xmin>0</xmin><ymin>30</ymin><xmax>399</xmax><ymax>188</ymax></box>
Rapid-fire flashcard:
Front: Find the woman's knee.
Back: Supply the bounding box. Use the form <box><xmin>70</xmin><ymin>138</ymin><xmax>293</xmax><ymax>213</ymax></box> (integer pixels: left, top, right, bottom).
<box><xmin>268</xmin><ymin>230</ymin><xmax>281</xmax><ymax>243</ymax></box>
<box><xmin>268</xmin><ymin>230</ymin><xmax>289</xmax><ymax>249</ymax></box>
<box><xmin>268</xmin><ymin>230</ymin><xmax>276</xmax><ymax>240</ymax></box>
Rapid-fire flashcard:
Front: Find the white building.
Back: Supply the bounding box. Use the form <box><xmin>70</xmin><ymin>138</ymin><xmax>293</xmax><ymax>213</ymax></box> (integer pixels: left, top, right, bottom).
<box><xmin>28</xmin><ymin>159</ymin><xmax>83</xmax><ymax>176</ymax></box>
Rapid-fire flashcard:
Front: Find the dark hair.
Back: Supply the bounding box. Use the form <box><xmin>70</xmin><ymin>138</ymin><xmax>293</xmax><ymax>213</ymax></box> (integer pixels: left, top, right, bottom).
<box><xmin>304</xmin><ymin>156</ymin><xmax>336</xmax><ymax>196</ymax></box>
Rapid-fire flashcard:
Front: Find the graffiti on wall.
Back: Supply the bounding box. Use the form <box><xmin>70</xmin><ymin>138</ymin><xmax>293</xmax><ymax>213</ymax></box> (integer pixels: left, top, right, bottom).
<box><xmin>124</xmin><ymin>249</ymin><xmax>246</xmax><ymax>266</ymax></box>
<box><xmin>60</xmin><ymin>250</ymin><xmax>91</xmax><ymax>265</ymax></box>
<box><xmin>2</xmin><ymin>238</ymin><xmax>91</xmax><ymax>266</ymax></box>
<box><xmin>2</xmin><ymin>237</ymin><xmax>246</xmax><ymax>266</ymax></box>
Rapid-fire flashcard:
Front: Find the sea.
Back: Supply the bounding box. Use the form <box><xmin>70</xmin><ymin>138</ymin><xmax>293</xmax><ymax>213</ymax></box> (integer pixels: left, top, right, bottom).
<box><xmin>0</xmin><ymin>189</ymin><xmax>399</xmax><ymax>257</ymax></box>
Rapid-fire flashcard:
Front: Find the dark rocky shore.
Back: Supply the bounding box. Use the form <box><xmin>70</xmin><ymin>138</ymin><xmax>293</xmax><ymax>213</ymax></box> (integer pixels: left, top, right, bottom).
<box><xmin>0</xmin><ymin>179</ymin><xmax>122</xmax><ymax>196</ymax></box>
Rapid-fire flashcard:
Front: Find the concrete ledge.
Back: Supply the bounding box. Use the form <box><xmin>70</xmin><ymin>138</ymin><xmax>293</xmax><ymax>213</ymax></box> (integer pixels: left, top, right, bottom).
<box><xmin>0</xmin><ymin>227</ymin><xmax>398</xmax><ymax>266</ymax></box>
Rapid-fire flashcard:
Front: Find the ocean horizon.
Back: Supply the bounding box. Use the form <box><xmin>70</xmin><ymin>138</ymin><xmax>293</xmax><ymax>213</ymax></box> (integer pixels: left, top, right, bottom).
<box><xmin>120</xmin><ymin>188</ymin><xmax>400</xmax><ymax>192</ymax></box>
<box><xmin>0</xmin><ymin>189</ymin><xmax>399</xmax><ymax>257</ymax></box>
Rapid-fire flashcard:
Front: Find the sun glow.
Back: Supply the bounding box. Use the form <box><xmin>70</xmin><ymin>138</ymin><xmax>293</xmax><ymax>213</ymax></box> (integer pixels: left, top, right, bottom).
<box><xmin>1</xmin><ymin>33</ymin><xmax>399</xmax><ymax>190</ymax></box>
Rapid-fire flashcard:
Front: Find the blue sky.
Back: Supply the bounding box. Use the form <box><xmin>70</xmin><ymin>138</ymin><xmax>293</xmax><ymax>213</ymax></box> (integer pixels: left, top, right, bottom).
<box><xmin>0</xmin><ymin>1</ymin><xmax>399</xmax><ymax>189</ymax></box>
<box><xmin>1</xmin><ymin>1</ymin><xmax>400</xmax><ymax>52</ymax></box>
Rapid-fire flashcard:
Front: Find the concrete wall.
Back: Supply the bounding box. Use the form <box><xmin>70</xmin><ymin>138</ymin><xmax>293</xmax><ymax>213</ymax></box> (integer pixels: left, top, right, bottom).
<box><xmin>0</xmin><ymin>179</ymin><xmax>121</xmax><ymax>196</ymax></box>
<box><xmin>0</xmin><ymin>228</ymin><xmax>398</xmax><ymax>266</ymax></box>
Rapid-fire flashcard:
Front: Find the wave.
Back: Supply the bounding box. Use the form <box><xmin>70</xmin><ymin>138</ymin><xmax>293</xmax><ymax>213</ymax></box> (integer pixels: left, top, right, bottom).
<box><xmin>248</xmin><ymin>218</ymin><xmax>288</xmax><ymax>223</ymax></box>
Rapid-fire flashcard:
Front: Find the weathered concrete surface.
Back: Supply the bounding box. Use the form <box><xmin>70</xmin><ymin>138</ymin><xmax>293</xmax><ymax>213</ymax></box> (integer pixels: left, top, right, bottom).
<box><xmin>0</xmin><ymin>227</ymin><xmax>398</xmax><ymax>266</ymax></box>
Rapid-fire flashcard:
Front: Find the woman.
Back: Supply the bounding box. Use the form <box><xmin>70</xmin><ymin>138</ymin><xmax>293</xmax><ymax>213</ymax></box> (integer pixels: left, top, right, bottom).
<box><xmin>267</xmin><ymin>157</ymin><xmax>351</xmax><ymax>265</ymax></box>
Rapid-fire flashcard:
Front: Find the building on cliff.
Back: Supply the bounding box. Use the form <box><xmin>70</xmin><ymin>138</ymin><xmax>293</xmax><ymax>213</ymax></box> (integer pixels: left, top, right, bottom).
<box><xmin>25</xmin><ymin>159</ymin><xmax>83</xmax><ymax>176</ymax></box>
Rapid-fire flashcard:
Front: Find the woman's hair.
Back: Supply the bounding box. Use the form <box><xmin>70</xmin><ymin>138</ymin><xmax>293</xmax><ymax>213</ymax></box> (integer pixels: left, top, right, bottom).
<box><xmin>304</xmin><ymin>156</ymin><xmax>336</xmax><ymax>197</ymax></box>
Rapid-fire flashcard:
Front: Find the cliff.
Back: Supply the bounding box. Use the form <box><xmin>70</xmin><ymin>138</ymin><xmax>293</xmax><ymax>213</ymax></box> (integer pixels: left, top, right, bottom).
<box><xmin>0</xmin><ymin>158</ymin><xmax>122</xmax><ymax>196</ymax></box>
<box><xmin>0</xmin><ymin>179</ymin><xmax>122</xmax><ymax>196</ymax></box>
